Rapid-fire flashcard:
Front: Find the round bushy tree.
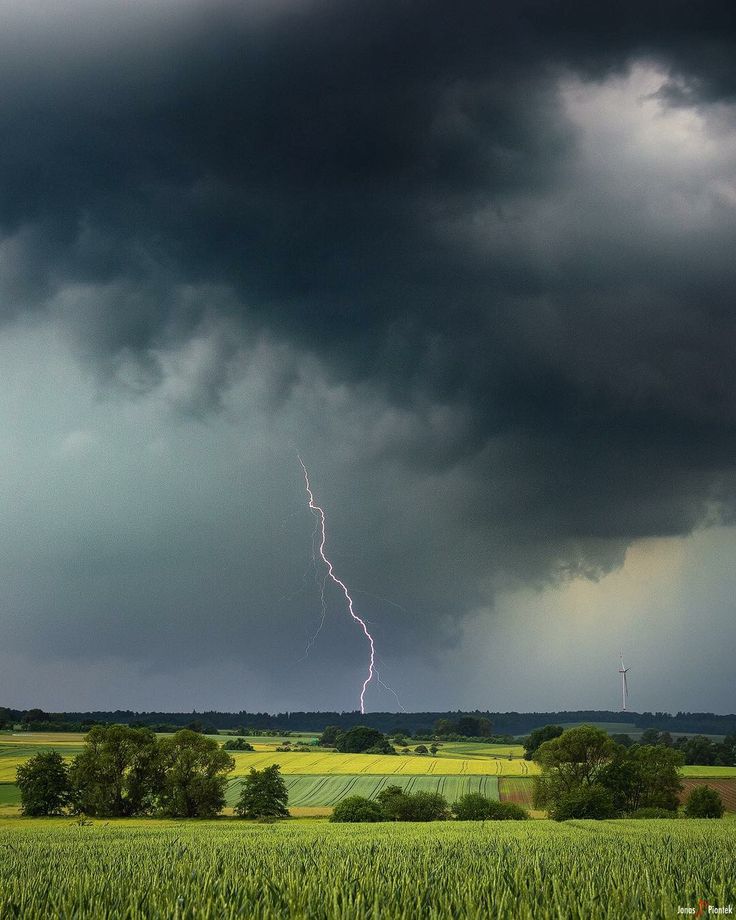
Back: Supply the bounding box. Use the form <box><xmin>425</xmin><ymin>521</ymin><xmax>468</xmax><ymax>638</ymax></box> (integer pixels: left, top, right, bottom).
<box><xmin>330</xmin><ymin>796</ymin><xmax>384</xmax><ymax>822</ymax></box>
<box><xmin>235</xmin><ymin>764</ymin><xmax>289</xmax><ymax>819</ymax></box>
<box><xmin>334</xmin><ymin>727</ymin><xmax>387</xmax><ymax>754</ymax></box>
<box><xmin>407</xmin><ymin>791</ymin><xmax>450</xmax><ymax>821</ymax></box>
<box><xmin>16</xmin><ymin>751</ymin><xmax>71</xmax><ymax>816</ymax></box>
<box><xmin>68</xmin><ymin>724</ymin><xmax>160</xmax><ymax>818</ymax></box>
<box><xmin>453</xmin><ymin>793</ymin><xmax>495</xmax><ymax>820</ymax></box>
<box><xmin>157</xmin><ymin>730</ymin><xmax>234</xmax><ymax>818</ymax></box>
<box><xmin>453</xmin><ymin>793</ymin><xmax>528</xmax><ymax>821</ymax></box>
<box><xmin>550</xmin><ymin>784</ymin><xmax>616</xmax><ymax>821</ymax></box>
<box><xmin>684</xmin><ymin>786</ymin><xmax>724</xmax><ymax>818</ymax></box>
<box><xmin>630</xmin><ymin>807</ymin><xmax>679</xmax><ymax>818</ymax></box>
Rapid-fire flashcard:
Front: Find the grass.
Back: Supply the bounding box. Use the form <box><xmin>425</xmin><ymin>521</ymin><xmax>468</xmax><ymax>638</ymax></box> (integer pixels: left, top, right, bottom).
<box><xmin>681</xmin><ymin>765</ymin><xmax>736</xmax><ymax>777</ymax></box>
<box><xmin>0</xmin><ymin>818</ymin><xmax>734</xmax><ymax>918</ymax></box>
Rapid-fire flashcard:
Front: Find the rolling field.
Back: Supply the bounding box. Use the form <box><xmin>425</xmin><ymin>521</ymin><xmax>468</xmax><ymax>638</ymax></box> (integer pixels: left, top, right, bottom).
<box><xmin>0</xmin><ymin>734</ymin><xmax>85</xmax><ymax>783</ymax></box>
<box><xmin>433</xmin><ymin>741</ymin><xmax>524</xmax><ymax>759</ymax></box>
<box><xmin>3</xmin><ymin>733</ymin><xmax>735</xmax><ymax>813</ymax></box>
<box><xmin>1</xmin><ymin>818</ymin><xmax>734</xmax><ymax>919</ymax></box>
<box><xmin>226</xmin><ymin>774</ymin><xmax>500</xmax><ymax>807</ymax></box>
<box><xmin>229</xmin><ymin>750</ymin><xmax>537</xmax><ymax>776</ymax></box>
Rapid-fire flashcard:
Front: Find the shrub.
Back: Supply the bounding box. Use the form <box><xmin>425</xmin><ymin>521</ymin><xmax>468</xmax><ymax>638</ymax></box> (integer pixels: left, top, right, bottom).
<box><xmin>335</xmin><ymin>727</ymin><xmax>389</xmax><ymax>754</ymax></box>
<box><xmin>453</xmin><ymin>794</ymin><xmax>528</xmax><ymax>821</ymax></box>
<box><xmin>630</xmin><ymin>807</ymin><xmax>679</xmax><ymax>819</ymax></box>
<box><xmin>375</xmin><ymin>786</ymin><xmax>450</xmax><ymax>821</ymax></box>
<box><xmin>550</xmin><ymin>784</ymin><xmax>617</xmax><ymax>821</ymax></box>
<box><xmin>364</xmin><ymin>741</ymin><xmax>396</xmax><ymax>755</ymax></box>
<box><xmin>684</xmin><ymin>786</ymin><xmax>724</xmax><ymax>818</ymax></box>
<box><xmin>223</xmin><ymin>739</ymin><xmax>254</xmax><ymax>751</ymax></box>
<box><xmin>376</xmin><ymin>786</ymin><xmax>415</xmax><ymax>821</ymax></box>
<box><xmin>406</xmin><ymin>791</ymin><xmax>450</xmax><ymax>821</ymax></box>
<box><xmin>330</xmin><ymin>796</ymin><xmax>384</xmax><ymax>822</ymax></box>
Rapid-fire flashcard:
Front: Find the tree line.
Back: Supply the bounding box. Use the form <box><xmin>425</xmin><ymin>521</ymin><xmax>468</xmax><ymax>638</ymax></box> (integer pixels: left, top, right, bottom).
<box><xmin>5</xmin><ymin>706</ymin><xmax>735</xmax><ymax>736</ymax></box>
<box><xmin>16</xmin><ymin>725</ymin><xmax>290</xmax><ymax>819</ymax></box>
<box><xmin>331</xmin><ymin>788</ymin><xmax>528</xmax><ymax>823</ymax></box>
<box><xmin>523</xmin><ymin>724</ymin><xmax>736</xmax><ymax>767</ymax></box>
<box><xmin>530</xmin><ymin>725</ymin><xmax>725</xmax><ymax>819</ymax></box>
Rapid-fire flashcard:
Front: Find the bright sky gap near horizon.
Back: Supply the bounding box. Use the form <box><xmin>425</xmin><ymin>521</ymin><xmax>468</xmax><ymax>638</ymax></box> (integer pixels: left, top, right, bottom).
<box><xmin>1</xmin><ymin>0</ymin><xmax>736</xmax><ymax>714</ymax></box>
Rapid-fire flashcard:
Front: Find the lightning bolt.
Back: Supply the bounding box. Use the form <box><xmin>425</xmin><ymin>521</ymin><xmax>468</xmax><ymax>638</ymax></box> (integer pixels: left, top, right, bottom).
<box><xmin>298</xmin><ymin>516</ymin><xmax>328</xmax><ymax>661</ymax></box>
<box><xmin>298</xmin><ymin>455</ymin><xmax>376</xmax><ymax>713</ymax></box>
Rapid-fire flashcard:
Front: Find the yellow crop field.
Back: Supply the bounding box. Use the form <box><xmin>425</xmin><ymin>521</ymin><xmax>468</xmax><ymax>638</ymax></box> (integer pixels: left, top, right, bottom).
<box><xmin>229</xmin><ymin>751</ymin><xmax>539</xmax><ymax>777</ymax></box>
<box><xmin>0</xmin><ymin>733</ymin><xmax>540</xmax><ymax>783</ymax></box>
<box><xmin>0</xmin><ymin>735</ymin><xmax>86</xmax><ymax>784</ymax></box>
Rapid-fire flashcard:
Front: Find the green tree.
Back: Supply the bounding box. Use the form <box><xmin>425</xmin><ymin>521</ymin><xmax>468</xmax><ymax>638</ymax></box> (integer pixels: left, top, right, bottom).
<box><xmin>523</xmin><ymin>724</ymin><xmax>564</xmax><ymax>760</ymax></box>
<box><xmin>376</xmin><ymin>785</ymin><xmax>413</xmax><ymax>821</ymax></box>
<box><xmin>375</xmin><ymin>785</ymin><xmax>449</xmax><ymax>821</ymax></box>
<box><xmin>157</xmin><ymin>730</ymin><xmax>234</xmax><ymax>818</ymax></box>
<box><xmin>414</xmin><ymin>744</ymin><xmax>428</xmax><ymax>754</ymax></box>
<box><xmin>330</xmin><ymin>796</ymin><xmax>384</xmax><ymax>822</ymax></box>
<box><xmin>684</xmin><ymin>786</ymin><xmax>724</xmax><ymax>818</ymax></box>
<box><xmin>452</xmin><ymin>793</ymin><xmax>496</xmax><ymax>820</ymax></box>
<box><xmin>533</xmin><ymin>725</ymin><xmax>617</xmax><ymax>815</ymax></box>
<box><xmin>334</xmin><ymin>726</ymin><xmax>388</xmax><ymax>754</ymax></box>
<box><xmin>223</xmin><ymin>738</ymin><xmax>254</xmax><ymax>751</ymax></box>
<box><xmin>69</xmin><ymin>724</ymin><xmax>160</xmax><ymax>817</ymax></box>
<box><xmin>456</xmin><ymin>716</ymin><xmax>492</xmax><ymax>737</ymax></box>
<box><xmin>453</xmin><ymin>794</ymin><xmax>528</xmax><ymax>821</ymax></box>
<box><xmin>235</xmin><ymin>764</ymin><xmax>289</xmax><ymax>819</ymax></box>
<box><xmin>408</xmin><ymin>791</ymin><xmax>450</xmax><ymax>821</ymax></box>
<box><xmin>317</xmin><ymin>725</ymin><xmax>343</xmax><ymax>747</ymax></box>
<box><xmin>600</xmin><ymin>745</ymin><xmax>683</xmax><ymax>814</ymax></box>
<box><xmin>433</xmin><ymin>719</ymin><xmax>455</xmax><ymax>737</ymax></box>
<box><xmin>549</xmin><ymin>785</ymin><xmax>617</xmax><ymax>821</ymax></box>
<box><xmin>16</xmin><ymin>751</ymin><xmax>71</xmax><ymax>816</ymax></box>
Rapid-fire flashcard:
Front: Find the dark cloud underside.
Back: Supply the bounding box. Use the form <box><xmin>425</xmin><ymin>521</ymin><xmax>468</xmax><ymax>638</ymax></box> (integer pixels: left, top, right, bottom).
<box><xmin>1</xmin><ymin>0</ymin><xmax>736</xmax><ymax>710</ymax></box>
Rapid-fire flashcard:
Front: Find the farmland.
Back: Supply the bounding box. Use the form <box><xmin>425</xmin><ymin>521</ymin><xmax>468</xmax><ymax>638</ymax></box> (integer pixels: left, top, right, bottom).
<box><xmin>1</xmin><ymin>817</ymin><xmax>734</xmax><ymax>919</ymax></box>
<box><xmin>226</xmin><ymin>773</ymin><xmax>500</xmax><ymax>807</ymax></box>
<box><xmin>680</xmin><ymin>779</ymin><xmax>736</xmax><ymax>812</ymax></box>
<box><xmin>228</xmin><ymin>749</ymin><xmax>536</xmax><ymax>777</ymax></box>
<box><xmin>4</xmin><ymin>731</ymin><xmax>736</xmax><ymax>814</ymax></box>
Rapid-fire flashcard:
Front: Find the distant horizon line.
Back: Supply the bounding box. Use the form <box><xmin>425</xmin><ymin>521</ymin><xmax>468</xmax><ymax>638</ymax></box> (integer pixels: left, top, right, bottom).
<box><xmin>4</xmin><ymin>706</ymin><xmax>736</xmax><ymax>719</ymax></box>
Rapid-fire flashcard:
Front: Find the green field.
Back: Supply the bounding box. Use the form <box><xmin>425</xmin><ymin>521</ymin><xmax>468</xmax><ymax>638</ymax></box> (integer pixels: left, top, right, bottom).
<box><xmin>1</xmin><ymin>818</ymin><xmax>734</xmax><ymax>919</ymax></box>
<box><xmin>0</xmin><ymin>784</ymin><xmax>20</xmax><ymax>805</ymax></box>
<box><xmin>681</xmin><ymin>765</ymin><xmax>736</xmax><ymax>777</ymax></box>
<box><xmin>226</xmin><ymin>773</ymin><xmax>500</xmax><ymax>807</ymax></box>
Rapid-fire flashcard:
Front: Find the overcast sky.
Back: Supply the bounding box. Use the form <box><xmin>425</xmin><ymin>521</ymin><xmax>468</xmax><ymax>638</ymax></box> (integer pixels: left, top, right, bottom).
<box><xmin>2</xmin><ymin>0</ymin><xmax>736</xmax><ymax>715</ymax></box>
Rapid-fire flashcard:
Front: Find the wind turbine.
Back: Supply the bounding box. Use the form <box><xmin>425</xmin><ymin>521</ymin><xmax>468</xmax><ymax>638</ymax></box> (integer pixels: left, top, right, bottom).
<box><xmin>618</xmin><ymin>654</ymin><xmax>630</xmax><ymax>712</ymax></box>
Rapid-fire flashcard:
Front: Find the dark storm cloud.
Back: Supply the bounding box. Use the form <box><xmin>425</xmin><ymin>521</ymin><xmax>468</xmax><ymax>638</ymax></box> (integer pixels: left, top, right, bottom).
<box><xmin>2</xmin><ymin>0</ymin><xmax>736</xmax><ymax>710</ymax></box>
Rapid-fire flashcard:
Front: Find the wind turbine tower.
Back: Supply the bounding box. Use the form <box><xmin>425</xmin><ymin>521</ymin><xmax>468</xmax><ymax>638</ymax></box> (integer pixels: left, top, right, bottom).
<box><xmin>618</xmin><ymin>654</ymin><xmax>630</xmax><ymax>712</ymax></box>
